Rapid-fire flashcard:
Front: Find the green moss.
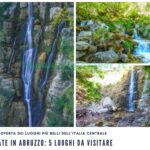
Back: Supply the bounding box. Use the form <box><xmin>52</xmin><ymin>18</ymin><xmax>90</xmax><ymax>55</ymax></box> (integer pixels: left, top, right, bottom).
<box><xmin>47</xmin><ymin>87</ymin><xmax>73</xmax><ymax>127</ymax></box>
<box><xmin>123</xmin><ymin>40</ymin><xmax>135</xmax><ymax>52</ymax></box>
<box><xmin>93</xmin><ymin>27</ymin><xmax>111</xmax><ymax>43</ymax></box>
<box><xmin>84</xmin><ymin>80</ymin><xmax>101</xmax><ymax>102</ymax></box>
<box><xmin>61</xmin><ymin>37</ymin><xmax>73</xmax><ymax>60</ymax></box>
<box><xmin>61</xmin><ymin>63</ymin><xmax>73</xmax><ymax>81</ymax></box>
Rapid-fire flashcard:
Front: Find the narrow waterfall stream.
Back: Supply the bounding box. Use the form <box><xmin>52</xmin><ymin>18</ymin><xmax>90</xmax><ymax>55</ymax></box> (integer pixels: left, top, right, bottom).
<box><xmin>40</xmin><ymin>20</ymin><xmax>66</xmax><ymax>91</ymax></box>
<box><xmin>133</xmin><ymin>29</ymin><xmax>150</xmax><ymax>63</ymax></box>
<box><xmin>20</xmin><ymin>3</ymin><xmax>66</xmax><ymax>126</ymax></box>
<box><xmin>128</xmin><ymin>68</ymin><xmax>136</xmax><ymax>112</ymax></box>
<box><xmin>21</xmin><ymin>3</ymin><xmax>36</xmax><ymax>127</ymax></box>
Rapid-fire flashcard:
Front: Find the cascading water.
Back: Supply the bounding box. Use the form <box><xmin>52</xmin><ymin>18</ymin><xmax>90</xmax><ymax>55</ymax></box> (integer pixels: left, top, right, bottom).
<box><xmin>40</xmin><ymin>20</ymin><xmax>66</xmax><ymax>91</ymax></box>
<box><xmin>128</xmin><ymin>68</ymin><xmax>136</xmax><ymax>112</ymax></box>
<box><xmin>21</xmin><ymin>3</ymin><xmax>36</xmax><ymax>127</ymax></box>
<box><xmin>133</xmin><ymin>28</ymin><xmax>150</xmax><ymax>63</ymax></box>
<box><xmin>30</xmin><ymin>20</ymin><xmax>66</xmax><ymax>126</ymax></box>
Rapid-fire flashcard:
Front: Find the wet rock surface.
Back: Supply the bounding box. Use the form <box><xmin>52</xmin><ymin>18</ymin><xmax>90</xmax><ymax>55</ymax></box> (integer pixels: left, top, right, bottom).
<box><xmin>77</xmin><ymin>107</ymin><xmax>148</xmax><ymax>127</ymax></box>
<box><xmin>76</xmin><ymin>20</ymin><xmax>143</xmax><ymax>63</ymax></box>
<box><xmin>76</xmin><ymin>67</ymin><xmax>150</xmax><ymax>127</ymax></box>
<box><xmin>0</xmin><ymin>2</ymin><xmax>74</xmax><ymax>126</ymax></box>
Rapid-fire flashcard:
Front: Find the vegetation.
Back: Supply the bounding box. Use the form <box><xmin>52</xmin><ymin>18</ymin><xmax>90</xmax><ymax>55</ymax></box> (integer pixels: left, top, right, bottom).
<box><xmin>77</xmin><ymin>2</ymin><xmax>150</xmax><ymax>28</ymax></box>
<box><xmin>76</xmin><ymin>2</ymin><xmax>150</xmax><ymax>63</ymax></box>
<box><xmin>47</xmin><ymin>87</ymin><xmax>73</xmax><ymax>126</ymax></box>
<box><xmin>76</xmin><ymin>66</ymin><xmax>105</xmax><ymax>102</ymax></box>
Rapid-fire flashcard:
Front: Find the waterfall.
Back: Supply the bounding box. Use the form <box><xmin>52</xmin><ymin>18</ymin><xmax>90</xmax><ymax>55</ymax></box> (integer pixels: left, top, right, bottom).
<box><xmin>40</xmin><ymin>20</ymin><xmax>66</xmax><ymax>90</ymax></box>
<box><xmin>139</xmin><ymin>73</ymin><xmax>150</xmax><ymax>111</ymax></box>
<box><xmin>133</xmin><ymin>28</ymin><xmax>150</xmax><ymax>63</ymax></box>
<box><xmin>128</xmin><ymin>68</ymin><xmax>136</xmax><ymax>112</ymax></box>
<box><xmin>21</xmin><ymin>3</ymin><xmax>36</xmax><ymax>127</ymax></box>
<box><xmin>26</xmin><ymin>3</ymin><xmax>33</xmax><ymax>49</ymax></box>
<box><xmin>56</xmin><ymin>21</ymin><xmax>66</xmax><ymax>38</ymax></box>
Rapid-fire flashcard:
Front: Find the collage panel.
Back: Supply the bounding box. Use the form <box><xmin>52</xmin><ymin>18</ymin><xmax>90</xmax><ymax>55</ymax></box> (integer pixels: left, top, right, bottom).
<box><xmin>0</xmin><ymin>2</ymin><xmax>74</xmax><ymax>127</ymax></box>
<box><xmin>76</xmin><ymin>64</ymin><xmax>150</xmax><ymax>127</ymax></box>
<box><xmin>76</xmin><ymin>2</ymin><xmax>150</xmax><ymax>63</ymax></box>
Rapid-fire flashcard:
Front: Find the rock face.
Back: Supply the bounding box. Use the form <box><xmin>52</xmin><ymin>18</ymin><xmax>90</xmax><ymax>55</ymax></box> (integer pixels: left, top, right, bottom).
<box><xmin>78</xmin><ymin>31</ymin><xmax>92</xmax><ymax>42</ymax></box>
<box><xmin>76</xmin><ymin>41</ymin><xmax>90</xmax><ymax>51</ymax></box>
<box><xmin>76</xmin><ymin>20</ymin><xmax>138</xmax><ymax>63</ymax></box>
<box><xmin>49</xmin><ymin>7</ymin><xmax>63</xmax><ymax>20</ymax></box>
<box><xmin>93</xmin><ymin>49</ymin><xmax>119</xmax><ymax>63</ymax></box>
<box><xmin>43</xmin><ymin>27</ymin><xmax>74</xmax><ymax>127</ymax></box>
<box><xmin>138</xmin><ymin>73</ymin><xmax>150</xmax><ymax>111</ymax></box>
<box><xmin>0</xmin><ymin>2</ymin><xmax>74</xmax><ymax>126</ymax></box>
<box><xmin>76</xmin><ymin>51</ymin><xmax>86</xmax><ymax>59</ymax></box>
<box><xmin>0</xmin><ymin>75</ymin><xmax>15</xmax><ymax>126</ymax></box>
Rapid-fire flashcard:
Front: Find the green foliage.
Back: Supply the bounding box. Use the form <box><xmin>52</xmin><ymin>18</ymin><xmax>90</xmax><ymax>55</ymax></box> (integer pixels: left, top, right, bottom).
<box><xmin>47</xmin><ymin>87</ymin><xmax>73</xmax><ymax>127</ymax></box>
<box><xmin>61</xmin><ymin>63</ymin><xmax>73</xmax><ymax>81</ymax></box>
<box><xmin>76</xmin><ymin>66</ymin><xmax>105</xmax><ymax>102</ymax></box>
<box><xmin>144</xmin><ymin>66</ymin><xmax>150</xmax><ymax>79</ymax></box>
<box><xmin>0</xmin><ymin>3</ymin><xmax>12</xmax><ymax>27</ymax></box>
<box><xmin>123</xmin><ymin>40</ymin><xmax>134</xmax><ymax>52</ymax></box>
<box><xmin>77</xmin><ymin>2</ymin><xmax>150</xmax><ymax>41</ymax></box>
<box><xmin>83</xmin><ymin>80</ymin><xmax>101</xmax><ymax>101</ymax></box>
<box><xmin>61</xmin><ymin>37</ymin><xmax>73</xmax><ymax>60</ymax></box>
<box><xmin>93</xmin><ymin>27</ymin><xmax>112</xmax><ymax>43</ymax></box>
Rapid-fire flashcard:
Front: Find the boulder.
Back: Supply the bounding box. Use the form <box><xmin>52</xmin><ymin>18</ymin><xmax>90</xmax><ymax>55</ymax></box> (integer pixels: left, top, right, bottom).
<box><xmin>120</xmin><ymin>53</ymin><xmax>129</xmax><ymax>63</ymax></box>
<box><xmin>78</xmin><ymin>31</ymin><xmax>92</xmax><ymax>41</ymax></box>
<box><xmin>93</xmin><ymin>49</ymin><xmax>119</xmax><ymax>63</ymax></box>
<box><xmin>49</xmin><ymin>7</ymin><xmax>63</xmax><ymax>20</ymax></box>
<box><xmin>102</xmin><ymin>97</ymin><xmax>117</xmax><ymax>111</ymax></box>
<box><xmin>88</xmin><ymin>101</ymin><xmax>113</xmax><ymax>113</ymax></box>
<box><xmin>90</xmin><ymin>22</ymin><xmax>109</xmax><ymax>32</ymax></box>
<box><xmin>76</xmin><ymin>51</ymin><xmax>86</xmax><ymax>59</ymax></box>
<box><xmin>88</xmin><ymin>45</ymin><xmax>97</xmax><ymax>52</ymax></box>
<box><xmin>80</xmin><ymin>20</ymin><xmax>94</xmax><ymax>27</ymax></box>
<box><xmin>88</xmin><ymin>102</ymin><xmax>108</xmax><ymax>113</ymax></box>
<box><xmin>76</xmin><ymin>41</ymin><xmax>90</xmax><ymax>51</ymax></box>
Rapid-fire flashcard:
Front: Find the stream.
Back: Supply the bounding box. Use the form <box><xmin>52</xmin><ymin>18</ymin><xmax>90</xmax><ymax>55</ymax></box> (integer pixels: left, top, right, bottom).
<box><xmin>21</xmin><ymin>2</ymin><xmax>36</xmax><ymax>127</ymax></box>
<box><xmin>76</xmin><ymin>68</ymin><xmax>150</xmax><ymax>127</ymax></box>
<box><xmin>133</xmin><ymin>29</ymin><xmax>150</xmax><ymax>63</ymax></box>
<box><xmin>128</xmin><ymin>68</ymin><xmax>136</xmax><ymax>112</ymax></box>
<box><xmin>21</xmin><ymin>2</ymin><xmax>66</xmax><ymax>127</ymax></box>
